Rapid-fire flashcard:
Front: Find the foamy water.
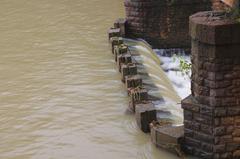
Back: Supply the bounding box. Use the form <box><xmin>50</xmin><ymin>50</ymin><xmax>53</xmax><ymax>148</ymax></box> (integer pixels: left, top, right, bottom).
<box><xmin>155</xmin><ymin>49</ymin><xmax>191</xmax><ymax>99</ymax></box>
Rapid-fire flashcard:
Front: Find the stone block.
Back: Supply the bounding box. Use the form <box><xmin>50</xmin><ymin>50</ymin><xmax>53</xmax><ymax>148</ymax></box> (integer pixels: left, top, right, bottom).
<box><xmin>108</xmin><ymin>27</ymin><xmax>121</xmax><ymax>40</ymax></box>
<box><xmin>214</xmin><ymin>126</ymin><xmax>226</xmax><ymax>136</ymax></box>
<box><xmin>226</xmin><ymin>143</ymin><xmax>239</xmax><ymax>152</ymax></box>
<box><xmin>114</xmin><ymin>44</ymin><xmax>128</xmax><ymax>62</ymax></box>
<box><xmin>233</xmin><ymin>129</ymin><xmax>240</xmax><ymax>137</ymax></box>
<box><xmin>194</xmin><ymin>132</ymin><xmax>214</xmax><ymax>143</ymax></box>
<box><xmin>220</xmin><ymin>152</ymin><xmax>232</xmax><ymax>159</ymax></box>
<box><xmin>125</xmin><ymin>75</ymin><xmax>142</xmax><ymax>89</ymax></box>
<box><xmin>129</xmin><ymin>88</ymin><xmax>148</xmax><ymax>112</ymax></box>
<box><xmin>184</xmin><ymin>120</ymin><xmax>200</xmax><ymax>131</ymax></box>
<box><xmin>220</xmin><ymin>135</ymin><xmax>233</xmax><ymax>144</ymax></box>
<box><xmin>110</xmin><ymin>37</ymin><xmax>123</xmax><ymax>54</ymax></box>
<box><xmin>121</xmin><ymin>63</ymin><xmax>137</xmax><ymax>82</ymax></box>
<box><xmin>184</xmin><ymin>128</ymin><xmax>194</xmax><ymax>138</ymax></box>
<box><xmin>221</xmin><ymin>117</ymin><xmax>234</xmax><ymax>125</ymax></box>
<box><xmin>181</xmin><ymin>95</ymin><xmax>200</xmax><ymax>113</ymax></box>
<box><xmin>114</xmin><ymin>18</ymin><xmax>127</xmax><ymax>37</ymax></box>
<box><xmin>150</xmin><ymin>122</ymin><xmax>184</xmax><ymax>156</ymax></box>
<box><xmin>233</xmin><ymin>150</ymin><xmax>240</xmax><ymax>158</ymax></box>
<box><xmin>135</xmin><ymin>102</ymin><xmax>156</xmax><ymax>133</ymax></box>
<box><xmin>184</xmin><ymin>137</ymin><xmax>201</xmax><ymax>148</ymax></box>
<box><xmin>213</xmin><ymin>144</ymin><xmax>226</xmax><ymax>153</ymax></box>
<box><xmin>193</xmin><ymin>149</ymin><xmax>213</xmax><ymax>159</ymax></box>
<box><xmin>117</xmin><ymin>53</ymin><xmax>132</xmax><ymax>72</ymax></box>
<box><xmin>201</xmin><ymin>124</ymin><xmax>213</xmax><ymax>134</ymax></box>
<box><xmin>201</xmin><ymin>142</ymin><xmax>213</xmax><ymax>153</ymax></box>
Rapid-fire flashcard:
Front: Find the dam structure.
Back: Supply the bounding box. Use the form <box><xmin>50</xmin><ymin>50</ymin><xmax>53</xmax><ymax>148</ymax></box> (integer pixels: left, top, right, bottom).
<box><xmin>110</xmin><ymin>0</ymin><xmax>240</xmax><ymax>158</ymax></box>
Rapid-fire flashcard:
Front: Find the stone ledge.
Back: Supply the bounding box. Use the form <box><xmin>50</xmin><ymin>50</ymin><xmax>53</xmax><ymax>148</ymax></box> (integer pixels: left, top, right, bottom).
<box><xmin>150</xmin><ymin>122</ymin><xmax>184</xmax><ymax>157</ymax></box>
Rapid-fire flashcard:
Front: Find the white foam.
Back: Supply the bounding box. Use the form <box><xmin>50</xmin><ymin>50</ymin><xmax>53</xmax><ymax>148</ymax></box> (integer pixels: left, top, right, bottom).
<box><xmin>154</xmin><ymin>49</ymin><xmax>191</xmax><ymax>99</ymax></box>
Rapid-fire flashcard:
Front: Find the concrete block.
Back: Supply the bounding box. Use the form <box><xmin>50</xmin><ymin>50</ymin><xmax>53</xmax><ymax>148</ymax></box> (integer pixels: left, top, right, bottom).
<box><xmin>135</xmin><ymin>102</ymin><xmax>157</xmax><ymax>133</ymax></box>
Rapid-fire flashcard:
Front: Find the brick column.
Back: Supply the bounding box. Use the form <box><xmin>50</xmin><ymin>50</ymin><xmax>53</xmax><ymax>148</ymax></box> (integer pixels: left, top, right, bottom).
<box><xmin>182</xmin><ymin>11</ymin><xmax>240</xmax><ymax>159</ymax></box>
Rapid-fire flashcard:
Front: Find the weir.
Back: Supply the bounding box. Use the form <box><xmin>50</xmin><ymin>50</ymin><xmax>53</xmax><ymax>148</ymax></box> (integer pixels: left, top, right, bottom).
<box><xmin>1</xmin><ymin>1</ymin><xmax>186</xmax><ymax>158</ymax></box>
<box><xmin>109</xmin><ymin>0</ymin><xmax>240</xmax><ymax>157</ymax></box>
<box><xmin>109</xmin><ymin>21</ymin><xmax>186</xmax><ymax>156</ymax></box>
<box><xmin>124</xmin><ymin>38</ymin><xmax>183</xmax><ymax>123</ymax></box>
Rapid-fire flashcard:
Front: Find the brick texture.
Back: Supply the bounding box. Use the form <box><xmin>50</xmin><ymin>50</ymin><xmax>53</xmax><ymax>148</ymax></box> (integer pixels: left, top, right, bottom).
<box><xmin>124</xmin><ymin>0</ymin><xmax>213</xmax><ymax>49</ymax></box>
<box><xmin>182</xmin><ymin>11</ymin><xmax>240</xmax><ymax>159</ymax></box>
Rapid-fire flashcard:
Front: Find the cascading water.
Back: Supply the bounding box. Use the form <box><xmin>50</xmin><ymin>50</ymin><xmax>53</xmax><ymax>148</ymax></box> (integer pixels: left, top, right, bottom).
<box><xmin>124</xmin><ymin>38</ymin><xmax>183</xmax><ymax>125</ymax></box>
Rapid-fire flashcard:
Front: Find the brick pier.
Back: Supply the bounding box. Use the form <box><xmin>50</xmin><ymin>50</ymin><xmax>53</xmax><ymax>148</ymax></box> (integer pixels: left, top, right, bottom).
<box><xmin>124</xmin><ymin>0</ymin><xmax>212</xmax><ymax>49</ymax></box>
<box><xmin>182</xmin><ymin>11</ymin><xmax>240</xmax><ymax>159</ymax></box>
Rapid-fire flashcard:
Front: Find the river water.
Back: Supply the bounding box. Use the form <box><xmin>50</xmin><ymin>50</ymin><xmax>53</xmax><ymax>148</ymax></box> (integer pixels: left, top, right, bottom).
<box><xmin>0</xmin><ymin>0</ymin><xmax>181</xmax><ymax>159</ymax></box>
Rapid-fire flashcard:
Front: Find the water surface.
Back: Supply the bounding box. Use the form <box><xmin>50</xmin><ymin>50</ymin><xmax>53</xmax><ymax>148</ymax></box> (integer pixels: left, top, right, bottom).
<box><xmin>0</xmin><ymin>1</ymin><xmax>180</xmax><ymax>158</ymax></box>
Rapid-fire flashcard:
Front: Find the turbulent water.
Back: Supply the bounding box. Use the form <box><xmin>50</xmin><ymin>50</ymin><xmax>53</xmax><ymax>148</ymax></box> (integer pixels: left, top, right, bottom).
<box><xmin>155</xmin><ymin>49</ymin><xmax>191</xmax><ymax>99</ymax></box>
<box><xmin>124</xmin><ymin>39</ymin><xmax>183</xmax><ymax>124</ymax></box>
<box><xmin>0</xmin><ymin>1</ymin><xmax>182</xmax><ymax>159</ymax></box>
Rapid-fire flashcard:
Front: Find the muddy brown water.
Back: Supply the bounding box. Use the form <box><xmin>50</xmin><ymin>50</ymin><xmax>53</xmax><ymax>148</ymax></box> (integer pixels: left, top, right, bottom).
<box><xmin>0</xmin><ymin>0</ymin><xmax>182</xmax><ymax>158</ymax></box>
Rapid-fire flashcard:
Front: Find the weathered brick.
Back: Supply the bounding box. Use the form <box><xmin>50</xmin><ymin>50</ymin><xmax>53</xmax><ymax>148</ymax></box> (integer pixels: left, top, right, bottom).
<box><xmin>220</xmin><ymin>135</ymin><xmax>233</xmax><ymax>144</ymax></box>
<box><xmin>125</xmin><ymin>0</ymin><xmax>212</xmax><ymax>48</ymax></box>
<box><xmin>226</xmin><ymin>143</ymin><xmax>240</xmax><ymax>152</ymax></box>
<box><xmin>233</xmin><ymin>129</ymin><xmax>240</xmax><ymax>137</ymax></box>
<box><xmin>194</xmin><ymin>132</ymin><xmax>214</xmax><ymax>143</ymax></box>
<box><xmin>184</xmin><ymin>110</ymin><xmax>193</xmax><ymax>120</ymax></box>
<box><xmin>221</xmin><ymin>117</ymin><xmax>234</xmax><ymax>125</ymax></box>
<box><xmin>214</xmin><ymin>127</ymin><xmax>226</xmax><ymax>136</ymax></box>
<box><xmin>233</xmin><ymin>150</ymin><xmax>240</xmax><ymax>158</ymax></box>
<box><xmin>182</xmin><ymin>10</ymin><xmax>240</xmax><ymax>159</ymax></box>
<box><xmin>213</xmin><ymin>144</ymin><xmax>226</xmax><ymax>153</ymax></box>
<box><xmin>184</xmin><ymin>137</ymin><xmax>201</xmax><ymax>147</ymax></box>
<box><xmin>220</xmin><ymin>152</ymin><xmax>232</xmax><ymax>159</ymax></box>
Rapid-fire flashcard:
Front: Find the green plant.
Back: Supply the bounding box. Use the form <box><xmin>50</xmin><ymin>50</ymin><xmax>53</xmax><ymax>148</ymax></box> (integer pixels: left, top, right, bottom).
<box><xmin>173</xmin><ymin>54</ymin><xmax>192</xmax><ymax>77</ymax></box>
